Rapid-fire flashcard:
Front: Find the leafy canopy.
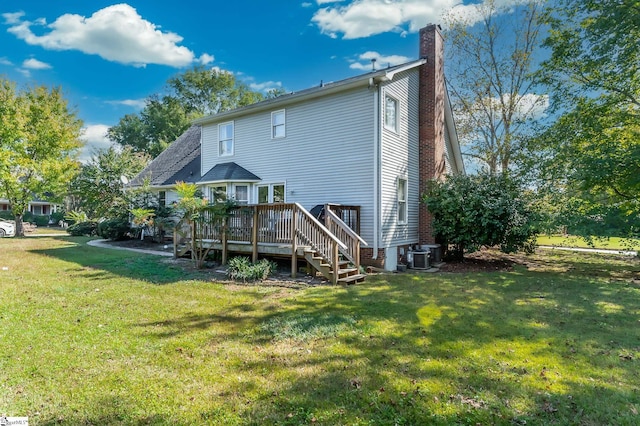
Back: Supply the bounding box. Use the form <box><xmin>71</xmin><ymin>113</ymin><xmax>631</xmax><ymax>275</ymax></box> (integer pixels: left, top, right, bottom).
<box><xmin>0</xmin><ymin>79</ymin><xmax>83</xmax><ymax>235</ymax></box>
<box><xmin>530</xmin><ymin>0</ymin><xmax>640</xmax><ymax>238</ymax></box>
<box><xmin>69</xmin><ymin>146</ymin><xmax>149</xmax><ymax>220</ymax></box>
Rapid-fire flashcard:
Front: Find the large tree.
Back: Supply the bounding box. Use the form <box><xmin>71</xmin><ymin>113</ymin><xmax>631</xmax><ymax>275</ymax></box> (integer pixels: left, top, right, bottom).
<box><xmin>108</xmin><ymin>66</ymin><xmax>279</xmax><ymax>157</ymax></box>
<box><xmin>444</xmin><ymin>0</ymin><xmax>546</xmax><ymax>174</ymax></box>
<box><xmin>531</xmin><ymin>0</ymin><xmax>640</xmax><ymax>237</ymax></box>
<box><xmin>69</xmin><ymin>146</ymin><xmax>149</xmax><ymax>219</ymax></box>
<box><xmin>0</xmin><ymin>80</ymin><xmax>83</xmax><ymax>236</ymax></box>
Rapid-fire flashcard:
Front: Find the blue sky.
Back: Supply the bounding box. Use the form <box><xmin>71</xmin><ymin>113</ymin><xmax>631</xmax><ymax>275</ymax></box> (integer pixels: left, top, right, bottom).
<box><xmin>0</xmin><ymin>0</ymin><xmax>522</xmax><ymax>159</ymax></box>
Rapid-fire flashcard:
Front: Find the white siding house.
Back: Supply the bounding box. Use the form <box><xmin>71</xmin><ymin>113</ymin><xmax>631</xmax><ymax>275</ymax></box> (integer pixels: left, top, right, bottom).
<box><xmin>132</xmin><ymin>24</ymin><xmax>464</xmax><ymax>271</ymax></box>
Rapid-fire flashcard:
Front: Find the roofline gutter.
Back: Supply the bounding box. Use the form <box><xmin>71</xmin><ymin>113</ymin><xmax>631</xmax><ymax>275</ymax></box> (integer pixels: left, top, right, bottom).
<box><xmin>194</xmin><ymin>59</ymin><xmax>427</xmax><ymax>126</ymax></box>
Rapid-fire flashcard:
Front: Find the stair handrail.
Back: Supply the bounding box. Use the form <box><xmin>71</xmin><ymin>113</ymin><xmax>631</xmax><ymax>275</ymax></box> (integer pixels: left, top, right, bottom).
<box><xmin>325</xmin><ymin>208</ymin><xmax>367</xmax><ymax>246</ymax></box>
<box><xmin>325</xmin><ymin>208</ymin><xmax>367</xmax><ymax>268</ymax></box>
<box><xmin>294</xmin><ymin>202</ymin><xmax>347</xmax><ymax>251</ymax></box>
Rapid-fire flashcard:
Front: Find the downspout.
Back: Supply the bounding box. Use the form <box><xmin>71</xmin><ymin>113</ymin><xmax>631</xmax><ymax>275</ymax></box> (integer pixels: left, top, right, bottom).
<box><xmin>371</xmin><ymin>78</ymin><xmax>380</xmax><ymax>259</ymax></box>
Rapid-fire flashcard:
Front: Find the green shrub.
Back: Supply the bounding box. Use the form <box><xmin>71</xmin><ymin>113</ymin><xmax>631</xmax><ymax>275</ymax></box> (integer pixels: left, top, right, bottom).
<box><xmin>67</xmin><ymin>221</ymin><xmax>98</xmax><ymax>236</ymax></box>
<box><xmin>50</xmin><ymin>211</ymin><xmax>65</xmax><ymax>224</ymax></box>
<box><xmin>0</xmin><ymin>211</ymin><xmax>13</xmax><ymax>220</ymax></box>
<box><xmin>97</xmin><ymin>218</ymin><xmax>131</xmax><ymax>240</ymax></box>
<box><xmin>227</xmin><ymin>257</ymin><xmax>278</xmax><ymax>282</ymax></box>
<box><xmin>423</xmin><ymin>174</ymin><xmax>539</xmax><ymax>260</ymax></box>
<box><xmin>32</xmin><ymin>215</ymin><xmax>50</xmax><ymax>227</ymax></box>
<box><xmin>65</xmin><ymin>211</ymin><xmax>89</xmax><ymax>225</ymax></box>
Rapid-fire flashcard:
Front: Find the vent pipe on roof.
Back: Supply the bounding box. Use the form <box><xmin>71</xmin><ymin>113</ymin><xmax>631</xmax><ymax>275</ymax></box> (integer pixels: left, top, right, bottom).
<box><xmin>371</xmin><ymin>58</ymin><xmax>377</xmax><ymax>71</ymax></box>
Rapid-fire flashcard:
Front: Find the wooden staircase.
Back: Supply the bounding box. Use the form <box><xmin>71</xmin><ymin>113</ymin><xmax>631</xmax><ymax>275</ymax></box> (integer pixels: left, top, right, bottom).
<box><xmin>302</xmin><ymin>248</ymin><xmax>366</xmax><ymax>285</ymax></box>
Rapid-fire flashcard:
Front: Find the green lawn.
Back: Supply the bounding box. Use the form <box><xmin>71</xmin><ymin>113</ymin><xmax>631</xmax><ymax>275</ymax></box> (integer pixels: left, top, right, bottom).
<box><xmin>1</xmin><ymin>237</ymin><xmax>639</xmax><ymax>425</ymax></box>
<box><xmin>537</xmin><ymin>234</ymin><xmax>640</xmax><ymax>251</ymax></box>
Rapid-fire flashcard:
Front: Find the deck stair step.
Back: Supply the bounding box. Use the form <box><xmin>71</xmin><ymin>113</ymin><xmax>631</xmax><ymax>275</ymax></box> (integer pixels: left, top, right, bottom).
<box><xmin>303</xmin><ymin>247</ymin><xmax>365</xmax><ymax>285</ymax></box>
<box><xmin>338</xmin><ymin>274</ymin><xmax>367</xmax><ymax>285</ymax></box>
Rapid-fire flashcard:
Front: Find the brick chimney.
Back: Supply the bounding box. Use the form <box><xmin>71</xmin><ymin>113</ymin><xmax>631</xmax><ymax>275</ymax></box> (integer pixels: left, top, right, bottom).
<box><xmin>418</xmin><ymin>24</ymin><xmax>447</xmax><ymax>246</ymax></box>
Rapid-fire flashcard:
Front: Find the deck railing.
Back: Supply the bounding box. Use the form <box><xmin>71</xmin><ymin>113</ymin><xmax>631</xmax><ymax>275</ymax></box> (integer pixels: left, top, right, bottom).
<box><xmin>175</xmin><ymin>203</ymin><xmax>362</xmax><ymax>284</ymax></box>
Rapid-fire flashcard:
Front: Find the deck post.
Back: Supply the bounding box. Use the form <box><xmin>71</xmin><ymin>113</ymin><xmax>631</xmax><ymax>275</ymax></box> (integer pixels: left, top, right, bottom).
<box><xmin>221</xmin><ymin>218</ymin><xmax>228</xmax><ymax>265</ymax></box>
<box><xmin>332</xmin><ymin>241</ymin><xmax>339</xmax><ymax>285</ymax></box>
<box><xmin>173</xmin><ymin>227</ymin><xmax>178</xmax><ymax>259</ymax></box>
<box><xmin>252</xmin><ymin>206</ymin><xmax>258</xmax><ymax>262</ymax></box>
<box><xmin>355</xmin><ymin>240</ymin><xmax>361</xmax><ymax>271</ymax></box>
<box><xmin>291</xmin><ymin>207</ymin><xmax>297</xmax><ymax>278</ymax></box>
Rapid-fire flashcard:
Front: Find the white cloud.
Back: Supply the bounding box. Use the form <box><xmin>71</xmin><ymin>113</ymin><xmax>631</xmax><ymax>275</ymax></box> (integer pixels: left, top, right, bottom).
<box><xmin>511</xmin><ymin>93</ymin><xmax>549</xmax><ymax>120</ymax></box>
<box><xmin>17</xmin><ymin>68</ymin><xmax>31</xmax><ymax>78</ymax></box>
<box><xmin>2</xmin><ymin>11</ymin><xmax>24</xmax><ymax>25</ymax></box>
<box><xmin>249</xmin><ymin>80</ymin><xmax>283</xmax><ymax>93</ymax></box>
<box><xmin>106</xmin><ymin>99</ymin><xmax>147</xmax><ymax>110</ymax></box>
<box><xmin>79</xmin><ymin>124</ymin><xmax>113</xmax><ymax>162</ymax></box>
<box><xmin>312</xmin><ymin>0</ymin><xmax>527</xmax><ymax>39</ymax></box>
<box><xmin>0</xmin><ymin>57</ymin><xmax>13</xmax><ymax>66</ymax></box>
<box><xmin>3</xmin><ymin>4</ymin><xmax>212</xmax><ymax>68</ymax></box>
<box><xmin>349</xmin><ymin>51</ymin><xmax>410</xmax><ymax>70</ymax></box>
<box><xmin>445</xmin><ymin>0</ymin><xmax>531</xmax><ymax>25</ymax></box>
<box><xmin>22</xmin><ymin>58</ymin><xmax>52</xmax><ymax>70</ymax></box>
<box><xmin>198</xmin><ymin>53</ymin><xmax>215</xmax><ymax>65</ymax></box>
<box><xmin>301</xmin><ymin>2</ymin><xmax>313</xmax><ymax>7</ymax></box>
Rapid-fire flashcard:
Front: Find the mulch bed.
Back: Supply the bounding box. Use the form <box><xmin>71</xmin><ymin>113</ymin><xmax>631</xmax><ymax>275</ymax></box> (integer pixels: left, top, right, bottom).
<box><xmin>101</xmin><ymin>239</ymin><xmax>529</xmax><ymax>275</ymax></box>
<box><xmin>438</xmin><ymin>249</ymin><xmax>522</xmax><ymax>273</ymax></box>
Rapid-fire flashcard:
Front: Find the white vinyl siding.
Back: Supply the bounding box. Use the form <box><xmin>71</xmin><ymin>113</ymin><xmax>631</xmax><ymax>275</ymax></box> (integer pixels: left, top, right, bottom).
<box><xmin>201</xmin><ymin>86</ymin><xmax>375</xmax><ymax>243</ymax></box>
<box><xmin>380</xmin><ymin>69</ymin><xmax>420</xmax><ymax>247</ymax></box>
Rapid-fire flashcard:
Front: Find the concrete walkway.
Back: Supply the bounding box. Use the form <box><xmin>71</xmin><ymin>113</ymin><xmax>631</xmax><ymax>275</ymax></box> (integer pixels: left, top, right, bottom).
<box><xmin>538</xmin><ymin>245</ymin><xmax>638</xmax><ymax>257</ymax></box>
<box><xmin>87</xmin><ymin>239</ymin><xmax>174</xmax><ymax>257</ymax></box>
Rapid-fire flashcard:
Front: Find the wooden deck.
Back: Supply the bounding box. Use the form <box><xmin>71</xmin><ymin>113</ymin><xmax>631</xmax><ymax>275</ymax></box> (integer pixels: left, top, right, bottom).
<box><xmin>174</xmin><ymin>203</ymin><xmax>367</xmax><ymax>284</ymax></box>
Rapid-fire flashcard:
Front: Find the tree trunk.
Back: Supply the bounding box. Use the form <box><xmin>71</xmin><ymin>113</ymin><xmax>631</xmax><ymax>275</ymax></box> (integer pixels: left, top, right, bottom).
<box><xmin>14</xmin><ymin>214</ymin><xmax>25</xmax><ymax>237</ymax></box>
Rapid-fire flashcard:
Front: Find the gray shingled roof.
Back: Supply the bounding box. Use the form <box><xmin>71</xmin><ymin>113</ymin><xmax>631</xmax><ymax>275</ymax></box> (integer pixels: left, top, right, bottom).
<box><xmin>130</xmin><ymin>125</ymin><xmax>201</xmax><ymax>187</ymax></box>
<box><xmin>199</xmin><ymin>162</ymin><xmax>260</xmax><ymax>183</ymax></box>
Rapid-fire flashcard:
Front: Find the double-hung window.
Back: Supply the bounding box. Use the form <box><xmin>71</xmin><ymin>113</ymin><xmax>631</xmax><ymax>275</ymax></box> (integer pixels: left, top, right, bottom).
<box><xmin>384</xmin><ymin>95</ymin><xmax>398</xmax><ymax>132</ymax></box>
<box><xmin>219</xmin><ymin>122</ymin><xmax>234</xmax><ymax>156</ymax></box>
<box><xmin>257</xmin><ymin>183</ymin><xmax>285</xmax><ymax>204</ymax></box>
<box><xmin>397</xmin><ymin>178</ymin><xmax>407</xmax><ymax>224</ymax></box>
<box><xmin>272</xmin><ymin>110</ymin><xmax>285</xmax><ymax>139</ymax></box>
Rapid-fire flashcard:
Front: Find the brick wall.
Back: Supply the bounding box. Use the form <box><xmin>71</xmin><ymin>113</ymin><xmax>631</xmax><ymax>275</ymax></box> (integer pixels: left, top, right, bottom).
<box><xmin>360</xmin><ymin>247</ymin><xmax>386</xmax><ymax>269</ymax></box>
<box><xmin>418</xmin><ymin>24</ymin><xmax>447</xmax><ymax>245</ymax></box>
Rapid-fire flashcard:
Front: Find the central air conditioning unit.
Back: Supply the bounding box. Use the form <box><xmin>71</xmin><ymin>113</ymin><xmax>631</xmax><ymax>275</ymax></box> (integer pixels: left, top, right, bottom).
<box><xmin>412</xmin><ymin>251</ymin><xmax>429</xmax><ymax>270</ymax></box>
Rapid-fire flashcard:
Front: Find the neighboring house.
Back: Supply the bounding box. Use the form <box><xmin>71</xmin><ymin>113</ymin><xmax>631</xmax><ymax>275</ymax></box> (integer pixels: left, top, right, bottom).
<box><xmin>0</xmin><ymin>198</ymin><xmax>60</xmax><ymax>217</ymax></box>
<box><xmin>132</xmin><ymin>24</ymin><xmax>464</xmax><ymax>272</ymax></box>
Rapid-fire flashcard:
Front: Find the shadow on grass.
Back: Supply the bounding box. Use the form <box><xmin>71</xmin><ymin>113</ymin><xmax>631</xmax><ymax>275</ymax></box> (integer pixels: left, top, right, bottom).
<box><xmin>28</xmin><ymin>236</ymin><xmax>205</xmax><ymax>285</ymax></box>
<box><xmin>25</xmin><ymin>238</ymin><xmax>640</xmax><ymax>424</ymax></box>
<box><xmin>165</xmin><ymin>258</ymin><xmax>637</xmax><ymax>424</ymax></box>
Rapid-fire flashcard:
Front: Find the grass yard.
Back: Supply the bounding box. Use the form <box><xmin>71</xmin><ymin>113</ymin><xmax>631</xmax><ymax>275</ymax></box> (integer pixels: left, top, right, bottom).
<box><xmin>537</xmin><ymin>234</ymin><xmax>640</xmax><ymax>251</ymax></box>
<box><xmin>1</xmin><ymin>237</ymin><xmax>639</xmax><ymax>425</ymax></box>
